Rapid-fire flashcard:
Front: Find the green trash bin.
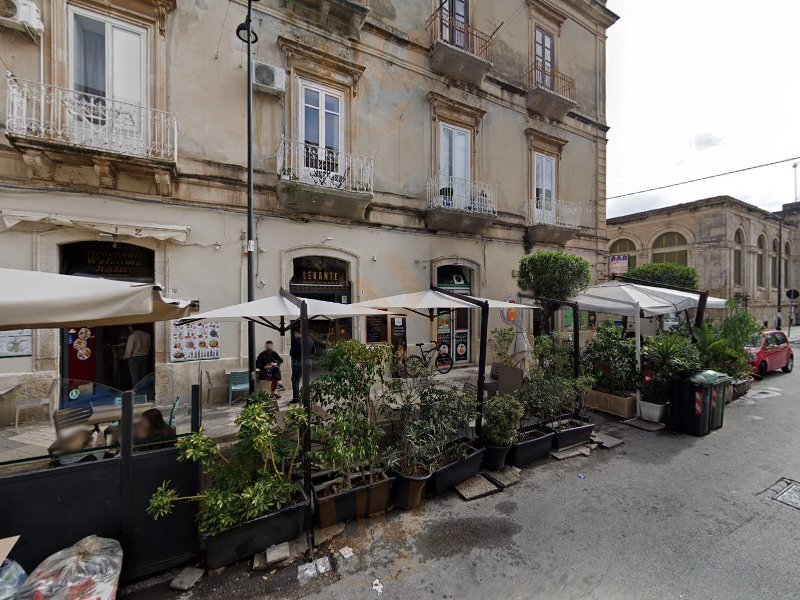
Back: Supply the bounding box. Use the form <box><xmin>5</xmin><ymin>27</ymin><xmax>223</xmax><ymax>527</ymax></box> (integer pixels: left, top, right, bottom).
<box><xmin>709</xmin><ymin>372</ymin><xmax>732</xmax><ymax>430</ymax></box>
<box><xmin>675</xmin><ymin>370</ymin><xmax>717</xmax><ymax>436</ymax></box>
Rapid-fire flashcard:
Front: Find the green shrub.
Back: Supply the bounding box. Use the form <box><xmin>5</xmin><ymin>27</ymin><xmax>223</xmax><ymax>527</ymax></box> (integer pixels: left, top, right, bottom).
<box><xmin>641</xmin><ymin>333</ymin><xmax>701</xmax><ymax>404</ymax></box>
<box><xmin>626</xmin><ymin>263</ymin><xmax>700</xmax><ymax>289</ymax></box>
<box><xmin>489</xmin><ymin>327</ymin><xmax>517</xmax><ymax>366</ymax></box>
<box><xmin>582</xmin><ymin>323</ymin><xmax>637</xmax><ymax>395</ymax></box>
<box><xmin>483</xmin><ymin>394</ymin><xmax>525</xmax><ymax>447</ymax></box>
<box><xmin>517</xmin><ymin>251</ymin><xmax>592</xmax><ymax>301</ymax></box>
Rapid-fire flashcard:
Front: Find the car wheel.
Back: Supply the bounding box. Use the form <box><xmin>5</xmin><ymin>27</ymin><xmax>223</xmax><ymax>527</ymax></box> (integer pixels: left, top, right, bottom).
<box><xmin>783</xmin><ymin>356</ymin><xmax>794</xmax><ymax>373</ymax></box>
<box><xmin>758</xmin><ymin>361</ymin><xmax>768</xmax><ymax>378</ymax></box>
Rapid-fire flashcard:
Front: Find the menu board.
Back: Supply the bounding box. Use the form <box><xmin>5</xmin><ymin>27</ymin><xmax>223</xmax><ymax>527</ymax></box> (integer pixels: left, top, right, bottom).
<box><xmin>170</xmin><ymin>321</ymin><xmax>221</xmax><ymax>362</ymax></box>
<box><xmin>0</xmin><ymin>329</ymin><xmax>32</xmax><ymax>358</ymax></box>
<box><xmin>366</xmin><ymin>315</ymin><xmax>389</xmax><ymax>344</ymax></box>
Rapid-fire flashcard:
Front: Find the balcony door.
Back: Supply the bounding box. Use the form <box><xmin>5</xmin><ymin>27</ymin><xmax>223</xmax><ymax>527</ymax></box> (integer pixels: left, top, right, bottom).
<box><xmin>440</xmin><ymin>0</ymin><xmax>469</xmax><ymax>50</ymax></box>
<box><xmin>535</xmin><ymin>27</ymin><xmax>555</xmax><ymax>89</ymax></box>
<box><xmin>300</xmin><ymin>81</ymin><xmax>344</xmax><ymax>187</ymax></box>
<box><xmin>535</xmin><ymin>153</ymin><xmax>556</xmax><ymax>223</ymax></box>
<box><xmin>439</xmin><ymin>123</ymin><xmax>471</xmax><ymax>209</ymax></box>
<box><xmin>69</xmin><ymin>7</ymin><xmax>148</xmax><ymax>154</ymax></box>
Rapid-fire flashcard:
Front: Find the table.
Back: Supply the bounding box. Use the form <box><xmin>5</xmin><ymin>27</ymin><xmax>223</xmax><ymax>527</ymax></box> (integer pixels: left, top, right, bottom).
<box><xmin>86</xmin><ymin>402</ymin><xmax>156</xmax><ymax>426</ymax></box>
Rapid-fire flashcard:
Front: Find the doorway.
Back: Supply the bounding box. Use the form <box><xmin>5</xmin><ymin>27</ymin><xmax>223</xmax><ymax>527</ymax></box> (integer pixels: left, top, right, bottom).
<box><xmin>60</xmin><ymin>241</ymin><xmax>155</xmax><ymax>408</ymax></box>
<box><xmin>436</xmin><ymin>264</ymin><xmax>473</xmax><ymax>365</ymax></box>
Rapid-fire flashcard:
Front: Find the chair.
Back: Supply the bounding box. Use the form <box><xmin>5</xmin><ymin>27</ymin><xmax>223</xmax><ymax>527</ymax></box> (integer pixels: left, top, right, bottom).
<box><xmin>53</xmin><ymin>404</ymin><xmax>94</xmax><ymax>437</ymax></box>
<box><xmin>168</xmin><ymin>396</ymin><xmax>181</xmax><ymax>429</ymax></box>
<box><xmin>15</xmin><ymin>378</ymin><xmax>57</xmax><ymax>430</ymax></box>
<box><xmin>204</xmin><ymin>370</ymin><xmax>227</xmax><ymax>405</ymax></box>
<box><xmin>228</xmin><ymin>371</ymin><xmax>251</xmax><ymax>408</ymax></box>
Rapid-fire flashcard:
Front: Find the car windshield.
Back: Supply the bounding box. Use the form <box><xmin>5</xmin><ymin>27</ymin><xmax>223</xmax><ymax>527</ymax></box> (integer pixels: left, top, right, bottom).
<box><xmin>746</xmin><ymin>334</ymin><xmax>763</xmax><ymax>348</ymax></box>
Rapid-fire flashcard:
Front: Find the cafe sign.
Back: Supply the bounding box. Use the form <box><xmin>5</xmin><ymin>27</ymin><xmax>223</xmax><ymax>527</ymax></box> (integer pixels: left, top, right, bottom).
<box><xmin>291</xmin><ymin>257</ymin><xmax>348</xmax><ymax>288</ymax></box>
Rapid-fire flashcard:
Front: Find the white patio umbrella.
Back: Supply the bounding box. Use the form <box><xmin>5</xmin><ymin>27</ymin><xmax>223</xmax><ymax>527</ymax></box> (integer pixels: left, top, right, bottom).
<box><xmin>0</xmin><ymin>267</ymin><xmax>191</xmax><ymax>331</ymax></box>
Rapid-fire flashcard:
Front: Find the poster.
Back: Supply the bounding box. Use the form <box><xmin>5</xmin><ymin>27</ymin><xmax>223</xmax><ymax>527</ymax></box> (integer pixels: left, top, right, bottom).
<box><xmin>454</xmin><ymin>330</ymin><xmax>469</xmax><ymax>363</ymax></box>
<box><xmin>366</xmin><ymin>315</ymin><xmax>388</xmax><ymax>344</ymax></box>
<box><xmin>0</xmin><ymin>329</ymin><xmax>32</xmax><ymax>358</ymax></box>
<box><xmin>391</xmin><ymin>317</ymin><xmax>407</xmax><ymax>360</ymax></box>
<box><xmin>170</xmin><ymin>321</ymin><xmax>221</xmax><ymax>362</ymax></box>
<box><xmin>609</xmin><ymin>254</ymin><xmax>629</xmax><ymax>275</ymax></box>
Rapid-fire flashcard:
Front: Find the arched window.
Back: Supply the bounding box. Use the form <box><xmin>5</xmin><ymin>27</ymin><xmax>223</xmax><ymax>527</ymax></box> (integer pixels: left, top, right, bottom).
<box><xmin>733</xmin><ymin>229</ymin><xmax>745</xmax><ymax>287</ymax></box>
<box><xmin>785</xmin><ymin>242</ymin><xmax>792</xmax><ymax>288</ymax></box>
<box><xmin>772</xmin><ymin>238</ymin><xmax>780</xmax><ymax>288</ymax></box>
<box><xmin>610</xmin><ymin>238</ymin><xmax>637</xmax><ymax>269</ymax></box>
<box><xmin>652</xmin><ymin>232</ymin><xmax>688</xmax><ymax>265</ymax></box>
<box><xmin>757</xmin><ymin>235</ymin><xmax>766</xmax><ymax>287</ymax></box>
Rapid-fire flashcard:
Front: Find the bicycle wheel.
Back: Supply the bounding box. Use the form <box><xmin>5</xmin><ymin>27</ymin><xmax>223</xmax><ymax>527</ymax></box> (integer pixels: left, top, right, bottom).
<box><xmin>435</xmin><ymin>349</ymin><xmax>453</xmax><ymax>374</ymax></box>
<box><xmin>403</xmin><ymin>355</ymin><xmax>426</xmax><ymax>378</ymax></box>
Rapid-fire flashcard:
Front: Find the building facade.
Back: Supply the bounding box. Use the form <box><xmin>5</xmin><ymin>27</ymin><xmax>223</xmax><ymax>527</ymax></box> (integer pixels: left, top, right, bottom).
<box><xmin>0</xmin><ymin>0</ymin><xmax>617</xmax><ymax>412</ymax></box>
<box><xmin>607</xmin><ymin>196</ymin><xmax>800</xmax><ymax>327</ymax></box>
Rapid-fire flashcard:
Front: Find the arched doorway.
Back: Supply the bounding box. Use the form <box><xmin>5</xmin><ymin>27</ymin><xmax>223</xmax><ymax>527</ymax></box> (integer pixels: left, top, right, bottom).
<box><xmin>60</xmin><ymin>241</ymin><xmax>155</xmax><ymax>407</ymax></box>
<box><xmin>289</xmin><ymin>256</ymin><xmax>353</xmax><ymax>349</ymax></box>
<box><xmin>436</xmin><ymin>264</ymin><xmax>474</xmax><ymax>365</ymax></box>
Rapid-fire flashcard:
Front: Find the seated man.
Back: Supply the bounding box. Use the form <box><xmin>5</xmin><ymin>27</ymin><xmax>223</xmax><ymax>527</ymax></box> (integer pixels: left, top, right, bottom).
<box><xmin>256</xmin><ymin>340</ymin><xmax>284</xmax><ymax>398</ymax></box>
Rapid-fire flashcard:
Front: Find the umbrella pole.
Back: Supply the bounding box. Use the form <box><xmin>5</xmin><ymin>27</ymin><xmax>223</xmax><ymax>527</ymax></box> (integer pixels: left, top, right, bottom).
<box><xmin>635</xmin><ymin>302</ymin><xmax>642</xmax><ymax>406</ymax></box>
<box><xmin>300</xmin><ymin>301</ymin><xmax>315</xmax><ymax>559</ymax></box>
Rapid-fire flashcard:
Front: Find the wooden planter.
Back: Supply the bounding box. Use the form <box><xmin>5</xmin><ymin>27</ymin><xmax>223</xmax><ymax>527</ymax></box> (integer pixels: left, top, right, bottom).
<box><xmin>313</xmin><ymin>473</ymin><xmax>393</xmax><ymax>529</ymax></box>
<box><xmin>585</xmin><ymin>389</ymin><xmax>637</xmax><ymax>419</ymax></box>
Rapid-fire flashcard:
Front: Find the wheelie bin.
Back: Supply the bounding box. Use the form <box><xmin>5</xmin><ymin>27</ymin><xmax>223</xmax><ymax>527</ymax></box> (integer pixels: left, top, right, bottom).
<box><xmin>674</xmin><ymin>370</ymin><xmax>717</xmax><ymax>436</ymax></box>
<box><xmin>709</xmin><ymin>372</ymin><xmax>732</xmax><ymax>430</ymax></box>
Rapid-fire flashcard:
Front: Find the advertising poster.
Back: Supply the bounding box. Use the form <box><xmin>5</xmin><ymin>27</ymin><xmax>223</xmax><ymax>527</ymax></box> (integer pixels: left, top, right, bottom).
<box><xmin>453</xmin><ymin>330</ymin><xmax>469</xmax><ymax>363</ymax></box>
<box><xmin>170</xmin><ymin>321</ymin><xmax>221</xmax><ymax>362</ymax></box>
<box><xmin>609</xmin><ymin>254</ymin><xmax>629</xmax><ymax>275</ymax></box>
<box><xmin>0</xmin><ymin>330</ymin><xmax>32</xmax><ymax>358</ymax></box>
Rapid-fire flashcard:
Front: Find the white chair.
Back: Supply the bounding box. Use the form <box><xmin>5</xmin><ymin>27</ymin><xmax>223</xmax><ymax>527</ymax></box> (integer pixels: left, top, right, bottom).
<box><xmin>15</xmin><ymin>378</ymin><xmax>57</xmax><ymax>430</ymax></box>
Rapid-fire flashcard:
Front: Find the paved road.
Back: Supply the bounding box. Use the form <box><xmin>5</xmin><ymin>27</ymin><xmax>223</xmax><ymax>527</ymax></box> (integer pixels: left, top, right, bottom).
<box><xmin>124</xmin><ymin>366</ymin><xmax>800</xmax><ymax>600</ymax></box>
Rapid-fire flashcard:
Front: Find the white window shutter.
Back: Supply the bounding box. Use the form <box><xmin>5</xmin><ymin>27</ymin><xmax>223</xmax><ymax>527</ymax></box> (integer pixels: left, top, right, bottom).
<box><xmin>111</xmin><ymin>25</ymin><xmax>145</xmax><ymax>106</ymax></box>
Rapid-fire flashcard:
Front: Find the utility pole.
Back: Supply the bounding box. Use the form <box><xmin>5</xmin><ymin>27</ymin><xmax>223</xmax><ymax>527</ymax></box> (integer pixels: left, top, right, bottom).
<box><xmin>237</xmin><ymin>1</ymin><xmax>260</xmax><ymax>389</ymax></box>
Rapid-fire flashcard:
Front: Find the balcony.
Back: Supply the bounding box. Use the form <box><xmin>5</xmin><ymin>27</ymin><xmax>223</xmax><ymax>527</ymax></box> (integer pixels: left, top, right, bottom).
<box><xmin>526</xmin><ymin>61</ymin><xmax>577</xmax><ymax>121</ymax></box>
<box><xmin>276</xmin><ymin>137</ymin><xmax>374</xmax><ymax>221</ymax></box>
<box><xmin>280</xmin><ymin>0</ymin><xmax>369</xmax><ymax>36</ymax></box>
<box><xmin>527</xmin><ymin>196</ymin><xmax>580</xmax><ymax>244</ymax></box>
<box><xmin>426</xmin><ymin>7</ymin><xmax>492</xmax><ymax>85</ymax></box>
<box><xmin>5</xmin><ymin>77</ymin><xmax>177</xmax><ymax>193</ymax></box>
<box><xmin>426</xmin><ymin>175</ymin><xmax>497</xmax><ymax>234</ymax></box>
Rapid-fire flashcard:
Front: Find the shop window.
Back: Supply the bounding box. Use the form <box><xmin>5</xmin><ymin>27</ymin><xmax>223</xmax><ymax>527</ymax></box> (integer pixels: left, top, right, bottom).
<box><xmin>652</xmin><ymin>232</ymin><xmax>688</xmax><ymax>266</ymax></box>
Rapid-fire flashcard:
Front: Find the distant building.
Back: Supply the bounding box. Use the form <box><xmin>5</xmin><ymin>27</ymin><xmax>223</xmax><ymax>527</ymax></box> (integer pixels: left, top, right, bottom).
<box><xmin>607</xmin><ymin>196</ymin><xmax>800</xmax><ymax>326</ymax></box>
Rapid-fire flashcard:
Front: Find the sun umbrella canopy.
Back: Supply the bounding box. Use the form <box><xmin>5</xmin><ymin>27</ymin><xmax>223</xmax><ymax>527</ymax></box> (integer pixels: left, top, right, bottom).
<box><xmin>572</xmin><ymin>281</ymin><xmax>725</xmax><ymax>317</ymax></box>
<box><xmin>0</xmin><ymin>268</ymin><xmax>191</xmax><ymax>331</ymax></box>
<box><xmin>353</xmin><ymin>290</ymin><xmax>538</xmax><ymax>312</ymax></box>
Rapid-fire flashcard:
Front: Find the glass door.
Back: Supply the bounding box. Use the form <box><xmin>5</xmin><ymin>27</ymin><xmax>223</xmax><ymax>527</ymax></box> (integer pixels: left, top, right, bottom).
<box><xmin>439</xmin><ymin>123</ymin><xmax>471</xmax><ymax>209</ymax></box>
<box><xmin>300</xmin><ymin>82</ymin><xmax>343</xmax><ymax>187</ymax></box>
<box><xmin>535</xmin><ymin>153</ymin><xmax>556</xmax><ymax>223</ymax></box>
<box><xmin>535</xmin><ymin>27</ymin><xmax>555</xmax><ymax>88</ymax></box>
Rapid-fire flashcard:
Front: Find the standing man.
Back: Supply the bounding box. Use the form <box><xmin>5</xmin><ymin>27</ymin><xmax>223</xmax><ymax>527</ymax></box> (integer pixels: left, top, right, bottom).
<box><xmin>256</xmin><ymin>340</ymin><xmax>285</xmax><ymax>398</ymax></box>
<box><xmin>290</xmin><ymin>326</ymin><xmax>314</xmax><ymax>402</ymax></box>
<box><xmin>124</xmin><ymin>325</ymin><xmax>151</xmax><ymax>388</ymax></box>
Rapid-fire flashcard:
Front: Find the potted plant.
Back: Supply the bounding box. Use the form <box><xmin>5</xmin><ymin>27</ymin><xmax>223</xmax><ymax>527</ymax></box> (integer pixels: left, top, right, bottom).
<box><xmin>482</xmin><ymin>394</ymin><xmax>525</xmax><ymax>470</ymax></box>
<box><xmin>147</xmin><ymin>394</ymin><xmax>308</xmax><ymax>569</ymax></box>
<box><xmin>535</xmin><ymin>372</ymin><xmax>595</xmax><ymax>450</ymax></box>
<box><xmin>309</xmin><ymin>341</ymin><xmax>393</xmax><ymax>528</ymax></box>
<box><xmin>489</xmin><ymin>326</ymin><xmax>525</xmax><ymax>393</ymax></box>
<box><xmin>511</xmin><ymin>369</ymin><xmax>556</xmax><ymax>466</ymax></box>
<box><xmin>582</xmin><ymin>324</ymin><xmax>638</xmax><ymax>418</ymax></box>
<box><xmin>640</xmin><ymin>333</ymin><xmax>701</xmax><ymax>423</ymax></box>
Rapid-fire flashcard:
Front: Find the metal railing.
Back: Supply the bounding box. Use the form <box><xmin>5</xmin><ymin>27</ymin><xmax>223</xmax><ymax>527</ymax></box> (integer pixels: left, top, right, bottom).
<box><xmin>526</xmin><ymin>60</ymin><xmax>576</xmax><ymax>102</ymax></box>
<box><xmin>277</xmin><ymin>136</ymin><xmax>374</xmax><ymax>194</ymax></box>
<box><xmin>427</xmin><ymin>175</ymin><xmax>497</xmax><ymax>215</ymax></box>
<box><xmin>5</xmin><ymin>76</ymin><xmax>177</xmax><ymax>161</ymax></box>
<box><xmin>426</xmin><ymin>6</ymin><xmax>492</xmax><ymax>62</ymax></box>
<box><xmin>528</xmin><ymin>196</ymin><xmax>580</xmax><ymax>229</ymax></box>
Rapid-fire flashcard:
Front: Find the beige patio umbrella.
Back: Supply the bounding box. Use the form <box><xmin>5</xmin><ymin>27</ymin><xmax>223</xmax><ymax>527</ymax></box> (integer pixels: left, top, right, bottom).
<box><xmin>0</xmin><ymin>268</ymin><xmax>191</xmax><ymax>330</ymax></box>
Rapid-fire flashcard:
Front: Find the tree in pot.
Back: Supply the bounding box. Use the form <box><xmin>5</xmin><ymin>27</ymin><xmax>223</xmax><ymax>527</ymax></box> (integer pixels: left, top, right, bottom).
<box><xmin>640</xmin><ymin>333</ymin><xmax>701</xmax><ymax>422</ymax></box>
<box><xmin>582</xmin><ymin>324</ymin><xmax>638</xmax><ymax>417</ymax></box>
<box><xmin>482</xmin><ymin>393</ymin><xmax>525</xmax><ymax>470</ymax></box>
<box><xmin>490</xmin><ymin>326</ymin><xmax>517</xmax><ymax>367</ymax></box>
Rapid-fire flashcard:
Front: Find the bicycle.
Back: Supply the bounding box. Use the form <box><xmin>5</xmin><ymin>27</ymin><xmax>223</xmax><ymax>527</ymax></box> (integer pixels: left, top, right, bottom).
<box><xmin>403</xmin><ymin>341</ymin><xmax>454</xmax><ymax>376</ymax></box>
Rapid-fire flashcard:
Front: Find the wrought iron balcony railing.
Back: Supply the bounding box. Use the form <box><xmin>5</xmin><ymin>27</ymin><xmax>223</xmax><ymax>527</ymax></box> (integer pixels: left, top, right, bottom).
<box><xmin>426</xmin><ymin>6</ymin><xmax>492</xmax><ymax>62</ymax></box>
<box><xmin>277</xmin><ymin>137</ymin><xmax>374</xmax><ymax>194</ymax></box>
<box><xmin>5</xmin><ymin>76</ymin><xmax>177</xmax><ymax>162</ymax></box>
<box><xmin>528</xmin><ymin>196</ymin><xmax>580</xmax><ymax>229</ymax></box>
<box><xmin>427</xmin><ymin>175</ymin><xmax>498</xmax><ymax>215</ymax></box>
<box><xmin>526</xmin><ymin>60</ymin><xmax>576</xmax><ymax>102</ymax></box>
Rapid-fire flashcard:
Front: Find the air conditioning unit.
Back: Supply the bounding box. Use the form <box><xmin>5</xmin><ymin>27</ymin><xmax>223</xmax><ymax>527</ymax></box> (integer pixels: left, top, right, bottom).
<box><xmin>253</xmin><ymin>61</ymin><xmax>286</xmax><ymax>97</ymax></box>
<box><xmin>0</xmin><ymin>0</ymin><xmax>44</xmax><ymax>35</ymax></box>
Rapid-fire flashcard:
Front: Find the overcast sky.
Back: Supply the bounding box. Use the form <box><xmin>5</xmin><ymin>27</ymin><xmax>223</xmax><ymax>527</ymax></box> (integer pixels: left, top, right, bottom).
<box><xmin>606</xmin><ymin>0</ymin><xmax>800</xmax><ymax>218</ymax></box>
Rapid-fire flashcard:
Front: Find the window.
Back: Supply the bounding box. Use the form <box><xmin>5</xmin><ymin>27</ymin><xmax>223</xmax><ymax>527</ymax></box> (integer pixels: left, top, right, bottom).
<box><xmin>785</xmin><ymin>243</ymin><xmax>791</xmax><ymax>288</ymax></box>
<box><xmin>439</xmin><ymin>122</ymin><xmax>471</xmax><ymax>182</ymax></box>
<box><xmin>757</xmin><ymin>235</ymin><xmax>766</xmax><ymax>287</ymax></box>
<box><xmin>772</xmin><ymin>238</ymin><xmax>780</xmax><ymax>288</ymax></box>
<box><xmin>300</xmin><ymin>80</ymin><xmax>343</xmax><ymax>173</ymax></box>
<box><xmin>733</xmin><ymin>229</ymin><xmax>745</xmax><ymax>287</ymax></box>
<box><xmin>652</xmin><ymin>232</ymin><xmax>688</xmax><ymax>265</ymax></box>
<box><xmin>69</xmin><ymin>7</ymin><xmax>147</xmax><ymax>106</ymax></box>
<box><xmin>534</xmin><ymin>152</ymin><xmax>556</xmax><ymax>216</ymax></box>
<box><xmin>441</xmin><ymin>0</ymin><xmax>469</xmax><ymax>49</ymax></box>
<box><xmin>535</xmin><ymin>27</ymin><xmax>555</xmax><ymax>88</ymax></box>
<box><xmin>610</xmin><ymin>239</ymin><xmax>637</xmax><ymax>269</ymax></box>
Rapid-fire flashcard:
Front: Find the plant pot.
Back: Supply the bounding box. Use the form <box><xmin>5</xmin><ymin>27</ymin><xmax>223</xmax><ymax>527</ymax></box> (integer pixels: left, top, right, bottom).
<box><xmin>313</xmin><ymin>472</ymin><xmax>393</xmax><ymax>529</ymax></box>
<box><xmin>545</xmin><ymin>417</ymin><xmax>595</xmax><ymax>450</ymax></box>
<box><xmin>638</xmin><ymin>399</ymin><xmax>667</xmax><ymax>423</ymax></box>
<box><xmin>731</xmin><ymin>379</ymin><xmax>751</xmax><ymax>400</ymax></box>
<box><xmin>509</xmin><ymin>427</ymin><xmax>555</xmax><ymax>467</ymax></box>
<box><xmin>428</xmin><ymin>442</ymin><xmax>484</xmax><ymax>497</ymax></box>
<box><xmin>585</xmin><ymin>389</ymin><xmax>637</xmax><ymax>419</ymax></box>
<box><xmin>482</xmin><ymin>445</ymin><xmax>511</xmax><ymax>470</ymax></box>
<box><xmin>392</xmin><ymin>472</ymin><xmax>430</xmax><ymax>510</ymax></box>
<box><xmin>203</xmin><ymin>492</ymin><xmax>308</xmax><ymax>570</ymax></box>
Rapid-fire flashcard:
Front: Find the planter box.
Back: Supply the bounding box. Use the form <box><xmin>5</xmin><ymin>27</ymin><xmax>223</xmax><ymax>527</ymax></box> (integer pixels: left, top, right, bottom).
<box><xmin>638</xmin><ymin>399</ymin><xmax>667</xmax><ymax>423</ymax></box>
<box><xmin>482</xmin><ymin>445</ymin><xmax>510</xmax><ymax>470</ymax></box>
<box><xmin>731</xmin><ymin>378</ymin><xmax>752</xmax><ymax>400</ymax></box>
<box><xmin>585</xmin><ymin>390</ymin><xmax>637</xmax><ymax>419</ymax></box>
<box><xmin>509</xmin><ymin>427</ymin><xmax>555</xmax><ymax>467</ymax></box>
<box><xmin>392</xmin><ymin>472</ymin><xmax>430</xmax><ymax>510</ymax></box>
<box><xmin>203</xmin><ymin>492</ymin><xmax>308</xmax><ymax>570</ymax></box>
<box><xmin>427</xmin><ymin>442</ymin><xmax>484</xmax><ymax>497</ymax></box>
<box><xmin>313</xmin><ymin>473</ymin><xmax>393</xmax><ymax>529</ymax></box>
<box><xmin>545</xmin><ymin>418</ymin><xmax>594</xmax><ymax>450</ymax></box>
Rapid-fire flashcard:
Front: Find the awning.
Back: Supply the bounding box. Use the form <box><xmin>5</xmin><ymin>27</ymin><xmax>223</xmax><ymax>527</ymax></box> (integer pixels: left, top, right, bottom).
<box><xmin>353</xmin><ymin>290</ymin><xmax>539</xmax><ymax>312</ymax></box>
<box><xmin>572</xmin><ymin>281</ymin><xmax>727</xmax><ymax>318</ymax></box>
<box><xmin>0</xmin><ymin>268</ymin><xmax>192</xmax><ymax>330</ymax></box>
<box><xmin>0</xmin><ymin>209</ymin><xmax>190</xmax><ymax>242</ymax></box>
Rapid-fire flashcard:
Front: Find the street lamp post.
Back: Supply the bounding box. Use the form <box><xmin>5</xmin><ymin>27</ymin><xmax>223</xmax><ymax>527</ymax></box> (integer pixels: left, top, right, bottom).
<box><xmin>237</xmin><ymin>1</ymin><xmax>260</xmax><ymax>390</ymax></box>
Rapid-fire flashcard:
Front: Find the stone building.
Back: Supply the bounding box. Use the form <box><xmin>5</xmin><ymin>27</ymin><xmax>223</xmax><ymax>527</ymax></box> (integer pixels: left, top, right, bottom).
<box><xmin>0</xmin><ymin>0</ymin><xmax>618</xmax><ymax>412</ymax></box>
<box><xmin>607</xmin><ymin>196</ymin><xmax>800</xmax><ymax>327</ymax></box>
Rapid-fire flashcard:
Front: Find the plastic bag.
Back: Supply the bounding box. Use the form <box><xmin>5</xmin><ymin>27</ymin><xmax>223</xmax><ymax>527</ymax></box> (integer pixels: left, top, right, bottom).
<box><xmin>0</xmin><ymin>559</ymin><xmax>27</xmax><ymax>600</ymax></box>
<box><xmin>15</xmin><ymin>535</ymin><xmax>123</xmax><ymax>600</ymax></box>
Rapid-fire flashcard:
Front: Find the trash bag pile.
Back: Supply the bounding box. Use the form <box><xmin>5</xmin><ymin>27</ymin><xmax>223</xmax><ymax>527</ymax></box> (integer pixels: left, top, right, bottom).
<box><xmin>0</xmin><ymin>558</ymin><xmax>27</xmax><ymax>600</ymax></box>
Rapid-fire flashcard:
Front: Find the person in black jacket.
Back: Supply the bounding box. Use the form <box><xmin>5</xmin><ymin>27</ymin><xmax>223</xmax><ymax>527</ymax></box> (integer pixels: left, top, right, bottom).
<box><xmin>289</xmin><ymin>326</ymin><xmax>315</xmax><ymax>402</ymax></box>
<box><xmin>256</xmin><ymin>340</ymin><xmax>284</xmax><ymax>397</ymax></box>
